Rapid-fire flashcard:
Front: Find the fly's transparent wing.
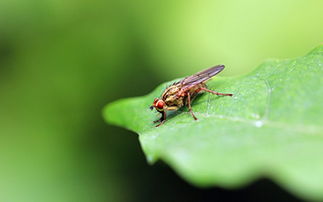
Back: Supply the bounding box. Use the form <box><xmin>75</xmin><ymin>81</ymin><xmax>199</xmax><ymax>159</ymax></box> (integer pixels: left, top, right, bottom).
<box><xmin>180</xmin><ymin>65</ymin><xmax>225</xmax><ymax>88</ymax></box>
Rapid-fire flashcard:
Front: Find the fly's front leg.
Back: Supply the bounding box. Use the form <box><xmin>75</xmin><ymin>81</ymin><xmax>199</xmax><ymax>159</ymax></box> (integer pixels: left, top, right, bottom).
<box><xmin>199</xmin><ymin>87</ymin><xmax>233</xmax><ymax>96</ymax></box>
<box><xmin>187</xmin><ymin>92</ymin><xmax>198</xmax><ymax>120</ymax></box>
<box><xmin>153</xmin><ymin>106</ymin><xmax>178</xmax><ymax>127</ymax></box>
<box><xmin>154</xmin><ymin>111</ymin><xmax>166</xmax><ymax>127</ymax></box>
<box><xmin>153</xmin><ymin>118</ymin><xmax>162</xmax><ymax>124</ymax></box>
<box><xmin>166</xmin><ymin>106</ymin><xmax>178</xmax><ymax>111</ymax></box>
<box><xmin>153</xmin><ymin>111</ymin><xmax>165</xmax><ymax>123</ymax></box>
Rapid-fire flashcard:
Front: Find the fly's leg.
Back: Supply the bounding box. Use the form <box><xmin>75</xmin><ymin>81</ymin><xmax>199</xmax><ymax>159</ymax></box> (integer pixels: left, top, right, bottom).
<box><xmin>154</xmin><ymin>111</ymin><xmax>166</xmax><ymax>127</ymax></box>
<box><xmin>166</xmin><ymin>106</ymin><xmax>178</xmax><ymax>111</ymax></box>
<box><xmin>199</xmin><ymin>87</ymin><xmax>233</xmax><ymax>96</ymax></box>
<box><xmin>187</xmin><ymin>92</ymin><xmax>198</xmax><ymax>120</ymax></box>
<box><xmin>153</xmin><ymin>118</ymin><xmax>163</xmax><ymax>123</ymax></box>
<box><xmin>155</xmin><ymin>120</ymin><xmax>165</xmax><ymax>127</ymax></box>
<box><xmin>153</xmin><ymin>107</ymin><xmax>178</xmax><ymax>127</ymax></box>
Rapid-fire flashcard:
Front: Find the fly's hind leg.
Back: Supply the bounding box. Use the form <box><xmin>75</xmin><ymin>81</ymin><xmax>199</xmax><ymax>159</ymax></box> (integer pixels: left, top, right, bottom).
<box><xmin>187</xmin><ymin>92</ymin><xmax>198</xmax><ymax>120</ymax></box>
<box><xmin>199</xmin><ymin>87</ymin><xmax>233</xmax><ymax>96</ymax></box>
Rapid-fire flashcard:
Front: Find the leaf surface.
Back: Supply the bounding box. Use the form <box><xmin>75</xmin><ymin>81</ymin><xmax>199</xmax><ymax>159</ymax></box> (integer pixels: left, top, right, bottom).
<box><xmin>104</xmin><ymin>46</ymin><xmax>323</xmax><ymax>200</ymax></box>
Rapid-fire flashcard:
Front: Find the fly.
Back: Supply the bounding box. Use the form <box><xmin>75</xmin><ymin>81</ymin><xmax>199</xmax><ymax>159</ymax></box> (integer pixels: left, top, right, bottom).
<box><xmin>150</xmin><ymin>65</ymin><xmax>233</xmax><ymax>127</ymax></box>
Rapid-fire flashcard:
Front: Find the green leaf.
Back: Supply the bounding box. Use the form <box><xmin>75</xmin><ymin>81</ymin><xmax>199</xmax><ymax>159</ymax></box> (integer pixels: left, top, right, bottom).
<box><xmin>104</xmin><ymin>46</ymin><xmax>323</xmax><ymax>200</ymax></box>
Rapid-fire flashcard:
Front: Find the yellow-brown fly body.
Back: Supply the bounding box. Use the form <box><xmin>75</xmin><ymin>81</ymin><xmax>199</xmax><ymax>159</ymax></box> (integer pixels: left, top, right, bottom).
<box><xmin>150</xmin><ymin>65</ymin><xmax>232</xmax><ymax>127</ymax></box>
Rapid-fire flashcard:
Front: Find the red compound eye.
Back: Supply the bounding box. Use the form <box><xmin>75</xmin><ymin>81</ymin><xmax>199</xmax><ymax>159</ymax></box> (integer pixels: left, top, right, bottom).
<box><xmin>156</xmin><ymin>101</ymin><xmax>164</xmax><ymax>109</ymax></box>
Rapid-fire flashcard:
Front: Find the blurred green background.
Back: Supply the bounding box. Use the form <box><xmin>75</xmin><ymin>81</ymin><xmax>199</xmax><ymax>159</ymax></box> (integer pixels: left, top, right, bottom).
<box><xmin>0</xmin><ymin>0</ymin><xmax>322</xmax><ymax>201</ymax></box>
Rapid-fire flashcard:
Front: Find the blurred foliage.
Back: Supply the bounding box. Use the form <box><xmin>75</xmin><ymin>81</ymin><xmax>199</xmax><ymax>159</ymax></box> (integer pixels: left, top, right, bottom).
<box><xmin>0</xmin><ymin>0</ymin><xmax>322</xmax><ymax>201</ymax></box>
<box><xmin>104</xmin><ymin>46</ymin><xmax>323</xmax><ymax>201</ymax></box>
<box><xmin>114</xmin><ymin>0</ymin><xmax>323</xmax><ymax>77</ymax></box>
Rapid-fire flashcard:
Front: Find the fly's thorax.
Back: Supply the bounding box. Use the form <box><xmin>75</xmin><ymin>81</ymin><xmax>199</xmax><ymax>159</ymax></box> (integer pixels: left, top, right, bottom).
<box><xmin>162</xmin><ymin>85</ymin><xmax>179</xmax><ymax>97</ymax></box>
<box><xmin>164</xmin><ymin>96</ymin><xmax>184</xmax><ymax>109</ymax></box>
<box><xmin>162</xmin><ymin>84</ymin><xmax>184</xmax><ymax>107</ymax></box>
<box><xmin>161</xmin><ymin>82</ymin><xmax>206</xmax><ymax>108</ymax></box>
<box><xmin>162</xmin><ymin>85</ymin><xmax>179</xmax><ymax>101</ymax></box>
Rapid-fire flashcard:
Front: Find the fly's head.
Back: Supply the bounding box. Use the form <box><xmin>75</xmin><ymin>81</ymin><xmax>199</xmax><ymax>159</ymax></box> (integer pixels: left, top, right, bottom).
<box><xmin>150</xmin><ymin>98</ymin><xmax>166</xmax><ymax>112</ymax></box>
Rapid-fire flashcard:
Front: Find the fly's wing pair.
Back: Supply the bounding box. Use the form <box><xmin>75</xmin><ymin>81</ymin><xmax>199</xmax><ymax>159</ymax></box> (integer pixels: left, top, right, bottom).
<box><xmin>179</xmin><ymin>65</ymin><xmax>225</xmax><ymax>90</ymax></box>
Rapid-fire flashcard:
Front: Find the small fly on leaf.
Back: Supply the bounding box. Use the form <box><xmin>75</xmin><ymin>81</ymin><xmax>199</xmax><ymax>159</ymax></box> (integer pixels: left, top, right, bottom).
<box><xmin>150</xmin><ymin>65</ymin><xmax>233</xmax><ymax>127</ymax></box>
